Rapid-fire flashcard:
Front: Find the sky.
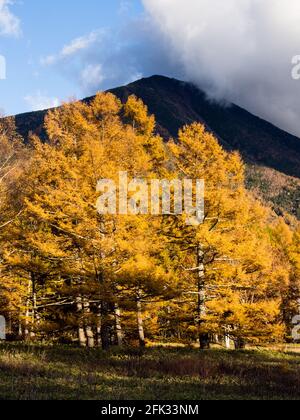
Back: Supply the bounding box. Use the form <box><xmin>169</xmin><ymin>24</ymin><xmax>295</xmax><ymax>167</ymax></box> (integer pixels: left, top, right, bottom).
<box><xmin>1</xmin><ymin>0</ymin><xmax>300</xmax><ymax>138</ymax></box>
<box><xmin>0</xmin><ymin>0</ymin><xmax>144</xmax><ymax>115</ymax></box>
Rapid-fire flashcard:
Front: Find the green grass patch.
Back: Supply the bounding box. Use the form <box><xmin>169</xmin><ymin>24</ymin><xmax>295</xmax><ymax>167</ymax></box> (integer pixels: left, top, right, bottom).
<box><xmin>0</xmin><ymin>344</ymin><xmax>300</xmax><ymax>400</ymax></box>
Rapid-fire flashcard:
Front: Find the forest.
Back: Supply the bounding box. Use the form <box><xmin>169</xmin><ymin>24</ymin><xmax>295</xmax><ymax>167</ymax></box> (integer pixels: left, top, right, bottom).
<box><xmin>0</xmin><ymin>92</ymin><xmax>300</xmax><ymax>352</ymax></box>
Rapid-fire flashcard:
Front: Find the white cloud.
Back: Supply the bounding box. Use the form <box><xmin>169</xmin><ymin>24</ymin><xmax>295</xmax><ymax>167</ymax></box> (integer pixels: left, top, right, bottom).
<box><xmin>61</xmin><ymin>31</ymin><xmax>102</xmax><ymax>57</ymax></box>
<box><xmin>39</xmin><ymin>25</ymin><xmax>160</xmax><ymax>95</ymax></box>
<box><xmin>118</xmin><ymin>1</ymin><xmax>132</xmax><ymax>16</ymax></box>
<box><xmin>142</xmin><ymin>0</ymin><xmax>300</xmax><ymax>137</ymax></box>
<box><xmin>41</xmin><ymin>55</ymin><xmax>56</xmax><ymax>66</ymax></box>
<box><xmin>80</xmin><ymin>64</ymin><xmax>105</xmax><ymax>91</ymax></box>
<box><xmin>0</xmin><ymin>0</ymin><xmax>21</xmax><ymax>37</ymax></box>
<box><xmin>40</xmin><ymin>0</ymin><xmax>300</xmax><ymax>138</ymax></box>
<box><xmin>41</xmin><ymin>30</ymin><xmax>104</xmax><ymax>66</ymax></box>
<box><xmin>24</xmin><ymin>91</ymin><xmax>60</xmax><ymax>111</ymax></box>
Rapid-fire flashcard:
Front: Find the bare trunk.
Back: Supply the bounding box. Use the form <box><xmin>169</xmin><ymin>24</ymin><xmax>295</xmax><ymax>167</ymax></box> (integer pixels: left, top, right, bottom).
<box><xmin>214</xmin><ymin>334</ymin><xmax>220</xmax><ymax>345</ymax></box>
<box><xmin>24</xmin><ymin>276</ymin><xmax>32</xmax><ymax>340</ymax></box>
<box><xmin>0</xmin><ymin>316</ymin><xmax>6</xmax><ymax>340</ymax></box>
<box><xmin>234</xmin><ymin>338</ymin><xmax>246</xmax><ymax>350</ymax></box>
<box><xmin>18</xmin><ymin>322</ymin><xmax>23</xmax><ymax>338</ymax></box>
<box><xmin>225</xmin><ymin>334</ymin><xmax>231</xmax><ymax>349</ymax></box>
<box><xmin>137</xmin><ymin>291</ymin><xmax>145</xmax><ymax>348</ymax></box>
<box><xmin>85</xmin><ymin>326</ymin><xmax>94</xmax><ymax>348</ymax></box>
<box><xmin>24</xmin><ymin>303</ymin><xmax>30</xmax><ymax>339</ymax></box>
<box><xmin>30</xmin><ymin>273</ymin><xmax>37</xmax><ymax>338</ymax></box>
<box><xmin>7</xmin><ymin>313</ymin><xmax>12</xmax><ymax>336</ymax></box>
<box><xmin>101</xmin><ymin>301</ymin><xmax>111</xmax><ymax>351</ymax></box>
<box><xmin>114</xmin><ymin>303</ymin><xmax>123</xmax><ymax>347</ymax></box>
<box><xmin>83</xmin><ymin>299</ymin><xmax>95</xmax><ymax>348</ymax></box>
<box><xmin>76</xmin><ymin>296</ymin><xmax>87</xmax><ymax>347</ymax></box>
<box><xmin>197</xmin><ymin>245</ymin><xmax>210</xmax><ymax>350</ymax></box>
<box><xmin>97</xmin><ymin>304</ymin><xmax>102</xmax><ymax>347</ymax></box>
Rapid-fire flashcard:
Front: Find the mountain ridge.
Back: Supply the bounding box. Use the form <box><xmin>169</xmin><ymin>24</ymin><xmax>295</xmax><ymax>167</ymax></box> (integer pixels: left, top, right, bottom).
<box><xmin>5</xmin><ymin>75</ymin><xmax>300</xmax><ymax>218</ymax></box>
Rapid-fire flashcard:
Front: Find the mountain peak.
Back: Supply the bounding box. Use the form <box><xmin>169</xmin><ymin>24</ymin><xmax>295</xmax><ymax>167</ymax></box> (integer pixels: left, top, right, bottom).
<box><xmin>7</xmin><ymin>75</ymin><xmax>300</xmax><ymax>176</ymax></box>
<box><xmin>3</xmin><ymin>75</ymin><xmax>300</xmax><ymax>218</ymax></box>
<box><xmin>111</xmin><ymin>76</ymin><xmax>300</xmax><ymax>177</ymax></box>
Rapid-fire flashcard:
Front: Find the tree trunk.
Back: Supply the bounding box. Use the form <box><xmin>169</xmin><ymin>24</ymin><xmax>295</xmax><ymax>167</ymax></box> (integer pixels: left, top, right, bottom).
<box><xmin>24</xmin><ymin>302</ymin><xmax>30</xmax><ymax>340</ymax></box>
<box><xmin>197</xmin><ymin>245</ymin><xmax>210</xmax><ymax>350</ymax></box>
<box><xmin>0</xmin><ymin>316</ymin><xmax>6</xmax><ymax>341</ymax></box>
<box><xmin>100</xmin><ymin>301</ymin><xmax>111</xmax><ymax>351</ymax></box>
<box><xmin>24</xmin><ymin>276</ymin><xmax>32</xmax><ymax>340</ymax></box>
<box><xmin>85</xmin><ymin>326</ymin><xmax>94</xmax><ymax>348</ymax></box>
<box><xmin>214</xmin><ymin>334</ymin><xmax>221</xmax><ymax>345</ymax></box>
<box><xmin>31</xmin><ymin>273</ymin><xmax>37</xmax><ymax>338</ymax></box>
<box><xmin>137</xmin><ymin>291</ymin><xmax>145</xmax><ymax>348</ymax></box>
<box><xmin>76</xmin><ymin>296</ymin><xmax>87</xmax><ymax>347</ymax></box>
<box><xmin>114</xmin><ymin>303</ymin><xmax>123</xmax><ymax>347</ymax></box>
<box><xmin>225</xmin><ymin>334</ymin><xmax>231</xmax><ymax>349</ymax></box>
<box><xmin>7</xmin><ymin>313</ymin><xmax>12</xmax><ymax>336</ymax></box>
<box><xmin>234</xmin><ymin>338</ymin><xmax>246</xmax><ymax>350</ymax></box>
<box><xmin>97</xmin><ymin>304</ymin><xmax>102</xmax><ymax>348</ymax></box>
<box><xmin>18</xmin><ymin>322</ymin><xmax>23</xmax><ymax>338</ymax></box>
<box><xmin>84</xmin><ymin>299</ymin><xmax>95</xmax><ymax>348</ymax></box>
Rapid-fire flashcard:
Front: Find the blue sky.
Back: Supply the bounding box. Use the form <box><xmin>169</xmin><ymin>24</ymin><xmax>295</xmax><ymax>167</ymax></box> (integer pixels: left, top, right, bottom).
<box><xmin>1</xmin><ymin>0</ymin><xmax>300</xmax><ymax>138</ymax></box>
<box><xmin>0</xmin><ymin>0</ymin><xmax>145</xmax><ymax>115</ymax></box>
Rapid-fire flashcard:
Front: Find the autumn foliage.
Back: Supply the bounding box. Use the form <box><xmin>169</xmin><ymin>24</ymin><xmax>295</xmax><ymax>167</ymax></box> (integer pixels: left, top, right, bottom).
<box><xmin>0</xmin><ymin>93</ymin><xmax>299</xmax><ymax>350</ymax></box>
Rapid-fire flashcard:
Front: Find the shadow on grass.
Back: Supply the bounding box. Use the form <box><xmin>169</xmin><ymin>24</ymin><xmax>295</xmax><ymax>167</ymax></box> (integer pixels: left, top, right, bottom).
<box><xmin>0</xmin><ymin>344</ymin><xmax>300</xmax><ymax>400</ymax></box>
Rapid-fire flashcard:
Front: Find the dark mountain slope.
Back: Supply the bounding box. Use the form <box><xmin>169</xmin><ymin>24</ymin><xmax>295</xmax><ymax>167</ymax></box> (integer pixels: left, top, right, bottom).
<box><xmin>7</xmin><ymin>75</ymin><xmax>300</xmax><ymax>218</ymax></box>
<box><xmin>111</xmin><ymin>76</ymin><xmax>300</xmax><ymax>179</ymax></box>
<box><xmin>13</xmin><ymin>75</ymin><xmax>300</xmax><ymax>178</ymax></box>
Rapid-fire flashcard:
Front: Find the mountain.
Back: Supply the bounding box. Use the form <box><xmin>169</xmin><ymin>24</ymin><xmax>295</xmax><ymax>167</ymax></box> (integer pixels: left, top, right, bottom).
<box><xmin>7</xmin><ymin>75</ymin><xmax>300</xmax><ymax>219</ymax></box>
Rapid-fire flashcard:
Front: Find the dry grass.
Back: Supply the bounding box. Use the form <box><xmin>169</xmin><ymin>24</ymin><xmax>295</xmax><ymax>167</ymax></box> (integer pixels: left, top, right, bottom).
<box><xmin>0</xmin><ymin>343</ymin><xmax>300</xmax><ymax>400</ymax></box>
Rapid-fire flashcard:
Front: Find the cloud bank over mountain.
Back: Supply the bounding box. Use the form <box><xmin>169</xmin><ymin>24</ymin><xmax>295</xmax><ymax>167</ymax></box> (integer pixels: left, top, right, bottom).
<box><xmin>9</xmin><ymin>0</ymin><xmax>300</xmax><ymax>137</ymax></box>
<box><xmin>40</xmin><ymin>20</ymin><xmax>175</xmax><ymax>96</ymax></box>
<box><xmin>142</xmin><ymin>0</ymin><xmax>300</xmax><ymax>137</ymax></box>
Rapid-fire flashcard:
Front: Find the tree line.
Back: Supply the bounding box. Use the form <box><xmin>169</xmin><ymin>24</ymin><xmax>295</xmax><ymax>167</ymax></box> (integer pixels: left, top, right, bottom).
<box><xmin>0</xmin><ymin>93</ymin><xmax>299</xmax><ymax>350</ymax></box>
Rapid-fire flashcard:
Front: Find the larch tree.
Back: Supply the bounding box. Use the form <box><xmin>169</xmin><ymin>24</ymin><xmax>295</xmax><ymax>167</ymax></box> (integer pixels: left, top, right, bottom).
<box><xmin>270</xmin><ymin>219</ymin><xmax>300</xmax><ymax>340</ymax></box>
<box><xmin>0</xmin><ymin>95</ymin><xmax>295</xmax><ymax>350</ymax></box>
<box><xmin>3</xmin><ymin>93</ymin><xmax>176</xmax><ymax>348</ymax></box>
<box><xmin>0</xmin><ymin>118</ymin><xmax>28</xmax><ymax>334</ymax></box>
<box><xmin>167</xmin><ymin>123</ymin><xmax>285</xmax><ymax>349</ymax></box>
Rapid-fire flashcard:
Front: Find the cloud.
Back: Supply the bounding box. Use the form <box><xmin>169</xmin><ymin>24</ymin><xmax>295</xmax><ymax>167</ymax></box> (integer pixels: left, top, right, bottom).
<box><xmin>40</xmin><ymin>22</ymin><xmax>174</xmax><ymax>95</ymax></box>
<box><xmin>41</xmin><ymin>30</ymin><xmax>104</xmax><ymax>66</ymax></box>
<box><xmin>80</xmin><ymin>64</ymin><xmax>105</xmax><ymax>91</ymax></box>
<box><xmin>24</xmin><ymin>91</ymin><xmax>60</xmax><ymax>111</ymax></box>
<box><xmin>0</xmin><ymin>0</ymin><xmax>21</xmax><ymax>37</ymax></box>
<box><xmin>118</xmin><ymin>1</ymin><xmax>132</xmax><ymax>16</ymax></box>
<box><xmin>142</xmin><ymin>0</ymin><xmax>300</xmax><ymax>137</ymax></box>
<box><xmin>39</xmin><ymin>1</ymin><xmax>300</xmax><ymax>137</ymax></box>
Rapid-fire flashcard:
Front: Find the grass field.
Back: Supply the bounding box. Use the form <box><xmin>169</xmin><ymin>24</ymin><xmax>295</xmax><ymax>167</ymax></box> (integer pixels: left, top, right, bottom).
<box><xmin>0</xmin><ymin>343</ymin><xmax>300</xmax><ymax>400</ymax></box>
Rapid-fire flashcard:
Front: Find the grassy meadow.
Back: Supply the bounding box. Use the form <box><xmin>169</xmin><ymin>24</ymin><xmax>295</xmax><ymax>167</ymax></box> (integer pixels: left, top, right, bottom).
<box><xmin>0</xmin><ymin>344</ymin><xmax>300</xmax><ymax>400</ymax></box>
